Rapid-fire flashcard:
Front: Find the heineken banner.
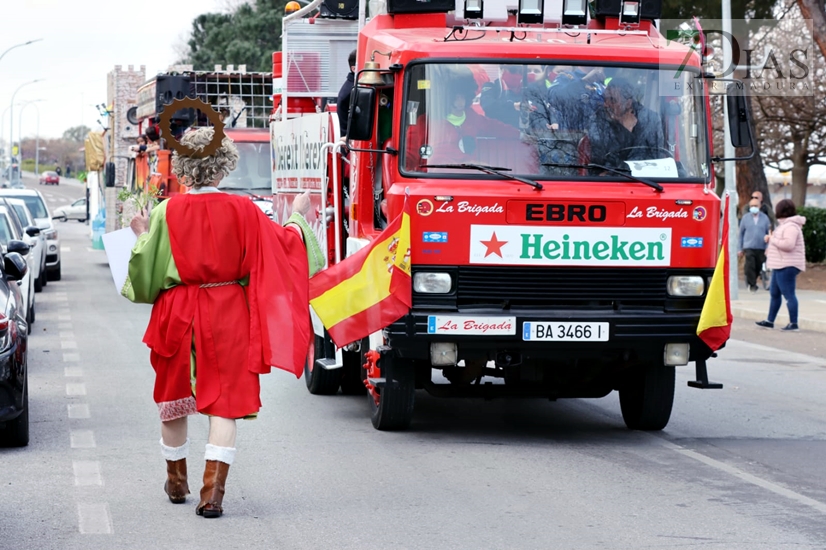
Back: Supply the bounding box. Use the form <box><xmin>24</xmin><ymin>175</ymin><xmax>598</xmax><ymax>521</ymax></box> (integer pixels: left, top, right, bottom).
<box><xmin>469</xmin><ymin>225</ymin><xmax>672</xmax><ymax>266</ymax></box>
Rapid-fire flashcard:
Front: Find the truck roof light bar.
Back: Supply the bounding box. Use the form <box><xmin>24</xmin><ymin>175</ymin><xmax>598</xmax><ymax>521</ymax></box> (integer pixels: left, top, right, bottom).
<box><xmin>465</xmin><ymin>0</ymin><xmax>484</xmax><ymax>18</ymax></box>
<box><xmin>561</xmin><ymin>0</ymin><xmax>587</xmax><ymax>26</ymax></box>
<box><xmin>620</xmin><ymin>0</ymin><xmax>641</xmax><ymax>25</ymax></box>
<box><xmin>516</xmin><ymin>0</ymin><xmax>543</xmax><ymax>24</ymax></box>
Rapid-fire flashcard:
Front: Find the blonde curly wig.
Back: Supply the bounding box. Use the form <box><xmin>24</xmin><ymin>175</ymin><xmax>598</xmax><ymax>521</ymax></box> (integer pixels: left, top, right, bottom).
<box><xmin>171</xmin><ymin>127</ymin><xmax>239</xmax><ymax>189</ymax></box>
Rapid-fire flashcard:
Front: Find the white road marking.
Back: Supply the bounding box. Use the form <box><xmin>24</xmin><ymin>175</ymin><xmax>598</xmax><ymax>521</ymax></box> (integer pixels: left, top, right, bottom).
<box><xmin>58</xmin><ymin>314</ymin><xmax>72</xmax><ymax>321</ymax></box>
<box><xmin>70</xmin><ymin>430</ymin><xmax>96</xmax><ymax>448</ymax></box>
<box><xmin>58</xmin><ymin>323</ymin><xmax>73</xmax><ymax>330</ymax></box>
<box><xmin>67</xmin><ymin>404</ymin><xmax>90</xmax><ymax>419</ymax></box>
<box><xmin>64</xmin><ymin>367</ymin><xmax>83</xmax><ymax>377</ymax></box>
<box><xmin>60</xmin><ymin>247</ymin><xmax>71</xmax><ymax>252</ymax></box>
<box><xmin>77</xmin><ymin>503</ymin><xmax>113</xmax><ymax>534</ymax></box>
<box><xmin>73</xmin><ymin>461</ymin><xmax>103</xmax><ymax>486</ymax></box>
<box><xmin>63</xmin><ymin>353</ymin><xmax>80</xmax><ymax>362</ymax></box>
<box><xmin>60</xmin><ymin>331</ymin><xmax>75</xmax><ymax>339</ymax></box>
<box><xmin>61</xmin><ymin>340</ymin><xmax>78</xmax><ymax>349</ymax></box>
<box><xmin>658</xmin><ymin>439</ymin><xmax>826</xmax><ymax>515</ymax></box>
<box><xmin>66</xmin><ymin>383</ymin><xmax>86</xmax><ymax>396</ymax></box>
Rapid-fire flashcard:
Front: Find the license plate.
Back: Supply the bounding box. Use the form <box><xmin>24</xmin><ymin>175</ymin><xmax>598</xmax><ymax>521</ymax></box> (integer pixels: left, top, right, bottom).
<box><xmin>522</xmin><ymin>322</ymin><xmax>609</xmax><ymax>341</ymax></box>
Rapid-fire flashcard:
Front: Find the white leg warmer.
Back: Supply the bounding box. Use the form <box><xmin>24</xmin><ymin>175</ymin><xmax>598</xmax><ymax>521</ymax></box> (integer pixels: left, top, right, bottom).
<box><xmin>204</xmin><ymin>443</ymin><xmax>236</xmax><ymax>465</ymax></box>
<box><xmin>160</xmin><ymin>437</ymin><xmax>190</xmax><ymax>461</ymax></box>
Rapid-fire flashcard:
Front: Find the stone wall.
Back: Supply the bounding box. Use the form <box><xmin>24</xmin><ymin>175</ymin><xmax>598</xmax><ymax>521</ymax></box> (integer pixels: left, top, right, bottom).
<box><xmin>105</xmin><ymin>65</ymin><xmax>145</xmax><ymax>231</ymax></box>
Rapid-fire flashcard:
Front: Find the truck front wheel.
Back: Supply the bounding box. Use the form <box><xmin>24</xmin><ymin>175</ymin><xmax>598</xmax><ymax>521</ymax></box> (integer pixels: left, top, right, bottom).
<box><xmin>369</xmin><ymin>356</ymin><xmax>415</xmax><ymax>431</ymax></box>
<box><xmin>619</xmin><ymin>363</ymin><xmax>675</xmax><ymax>431</ymax></box>
<box><xmin>304</xmin><ymin>333</ymin><xmax>344</xmax><ymax>395</ymax></box>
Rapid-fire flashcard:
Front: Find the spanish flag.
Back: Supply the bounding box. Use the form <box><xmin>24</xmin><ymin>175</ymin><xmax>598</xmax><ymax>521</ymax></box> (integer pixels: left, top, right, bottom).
<box><xmin>309</xmin><ymin>197</ymin><xmax>412</xmax><ymax>348</ymax></box>
<box><xmin>697</xmin><ymin>193</ymin><xmax>732</xmax><ymax>350</ymax></box>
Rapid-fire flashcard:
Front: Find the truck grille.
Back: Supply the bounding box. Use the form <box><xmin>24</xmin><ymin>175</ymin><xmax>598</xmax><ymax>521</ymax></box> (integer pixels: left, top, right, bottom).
<box><xmin>456</xmin><ymin>266</ymin><xmax>669</xmax><ymax>310</ymax></box>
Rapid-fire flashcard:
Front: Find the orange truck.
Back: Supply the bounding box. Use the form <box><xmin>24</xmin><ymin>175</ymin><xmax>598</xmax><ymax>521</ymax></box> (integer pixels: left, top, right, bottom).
<box><xmin>271</xmin><ymin>0</ymin><xmax>753</xmax><ymax>431</ymax></box>
<box><xmin>127</xmin><ymin>69</ymin><xmax>272</xmax><ymax>201</ymax></box>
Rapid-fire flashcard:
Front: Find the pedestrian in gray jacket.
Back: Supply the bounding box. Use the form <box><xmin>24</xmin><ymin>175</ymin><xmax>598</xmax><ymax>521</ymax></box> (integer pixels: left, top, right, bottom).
<box><xmin>738</xmin><ymin>197</ymin><xmax>772</xmax><ymax>293</ymax></box>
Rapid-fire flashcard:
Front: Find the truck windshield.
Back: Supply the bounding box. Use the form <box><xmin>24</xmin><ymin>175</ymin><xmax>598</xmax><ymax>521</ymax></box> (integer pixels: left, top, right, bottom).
<box><xmin>401</xmin><ymin>63</ymin><xmax>709</xmax><ymax>182</ymax></box>
<box><xmin>218</xmin><ymin>142</ymin><xmax>271</xmax><ymax>192</ymax></box>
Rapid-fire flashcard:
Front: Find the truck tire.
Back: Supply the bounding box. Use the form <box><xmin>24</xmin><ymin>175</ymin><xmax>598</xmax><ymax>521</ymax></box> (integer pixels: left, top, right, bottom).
<box><xmin>619</xmin><ymin>363</ymin><xmax>675</xmax><ymax>431</ymax></box>
<box><xmin>304</xmin><ymin>333</ymin><xmax>344</xmax><ymax>395</ymax></box>
<box><xmin>339</xmin><ymin>338</ymin><xmax>367</xmax><ymax>395</ymax></box>
<box><xmin>369</xmin><ymin>356</ymin><xmax>415</xmax><ymax>431</ymax></box>
<box><xmin>1</xmin><ymin>374</ymin><xmax>29</xmax><ymax>447</ymax></box>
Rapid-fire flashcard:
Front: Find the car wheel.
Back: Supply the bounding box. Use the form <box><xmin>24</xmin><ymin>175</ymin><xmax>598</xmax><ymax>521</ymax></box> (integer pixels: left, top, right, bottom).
<box><xmin>59</xmin><ymin>216</ymin><xmax>67</xmax><ymax>222</ymax></box>
<box><xmin>1</xmin><ymin>374</ymin><xmax>29</xmax><ymax>447</ymax></box>
<box><xmin>34</xmin><ymin>272</ymin><xmax>43</xmax><ymax>292</ymax></box>
<box><xmin>47</xmin><ymin>263</ymin><xmax>61</xmax><ymax>281</ymax></box>
<box><xmin>40</xmin><ymin>268</ymin><xmax>47</xmax><ymax>288</ymax></box>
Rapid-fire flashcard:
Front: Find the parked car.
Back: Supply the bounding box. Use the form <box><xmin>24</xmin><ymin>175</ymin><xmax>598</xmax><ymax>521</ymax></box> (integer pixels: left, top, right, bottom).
<box><xmin>4</xmin><ymin>198</ymin><xmax>46</xmax><ymax>292</ymax></box>
<box><xmin>0</xmin><ymin>250</ymin><xmax>30</xmax><ymax>447</ymax></box>
<box><xmin>0</xmin><ymin>205</ymin><xmax>35</xmax><ymax>331</ymax></box>
<box><xmin>39</xmin><ymin>171</ymin><xmax>59</xmax><ymax>185</ymax></box>
<box><xmin>52</xmin><ymin>197</ymin><xmax>87</xmax><ymax>222</ymax></box>
<box><xmin>0</xmin><ymin>190</ymin><xmax>60</xmax><ymax>281</ymax></box>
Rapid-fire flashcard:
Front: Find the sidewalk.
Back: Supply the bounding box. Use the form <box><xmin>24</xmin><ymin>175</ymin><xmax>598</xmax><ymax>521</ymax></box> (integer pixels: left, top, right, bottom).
<box><xmin>731</xmin><ymin>283</ymin><xmax>826</xmax><ymax>333</ymax></box>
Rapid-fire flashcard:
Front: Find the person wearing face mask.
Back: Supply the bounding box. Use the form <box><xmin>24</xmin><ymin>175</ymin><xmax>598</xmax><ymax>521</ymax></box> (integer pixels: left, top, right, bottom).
<box><xmin>738</xmin><ymin>197</ymin><xmax>772</xmax><ymax>293</ymax></box>
<box><xmin>480</xmin><ymin>65</ymin><xmax>525</xmax><ymax>128</ymax></box>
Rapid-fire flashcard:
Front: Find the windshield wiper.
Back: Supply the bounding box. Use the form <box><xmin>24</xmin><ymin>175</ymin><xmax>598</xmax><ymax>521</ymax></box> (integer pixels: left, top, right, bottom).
<box><xmin>422</xmin><ymin>163</ymin><xmax>543</xmax><ymax>190</ymax></box>
<box><xmin>542</xmin><ymin>162</ymin><xmax>663</xmax><ymax>192</ymax></box>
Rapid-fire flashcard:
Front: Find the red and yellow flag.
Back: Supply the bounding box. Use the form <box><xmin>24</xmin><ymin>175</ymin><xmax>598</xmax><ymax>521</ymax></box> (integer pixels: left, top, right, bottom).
<box><xmin>309</xmin><ymin>197</ymin><xmax>412</xmax><ymax>348</ymax></box>
<box><xmin>697</xmin><ymin>193</ymin><xmax>732</xmax><ymax>350</ymax></box>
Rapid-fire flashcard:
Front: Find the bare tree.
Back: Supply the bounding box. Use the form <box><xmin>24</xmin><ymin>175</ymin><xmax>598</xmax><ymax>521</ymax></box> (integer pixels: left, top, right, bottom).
<box><xmin>796</xmin><ymin>0</ymin><xmax>826</xmax><ymax>59</ymax></box>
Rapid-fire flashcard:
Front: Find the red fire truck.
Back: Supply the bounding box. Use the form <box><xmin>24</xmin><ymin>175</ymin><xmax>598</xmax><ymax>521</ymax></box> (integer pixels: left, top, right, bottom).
<box><xmin>271</xmin><ymin>0</ymin><xmax>752</xmax><ymax>431</ymax></box>
<box><xmin>127</xmin><ymin>69</ymin><xmax>272</xmax><ymax>203</ymax></box>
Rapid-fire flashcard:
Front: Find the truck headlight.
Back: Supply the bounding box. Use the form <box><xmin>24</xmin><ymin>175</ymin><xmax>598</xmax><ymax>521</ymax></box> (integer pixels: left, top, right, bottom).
<box><xmin>413</xmin><ymin>272</ymin><xmax>452</xmax><ymax>294</ymax></box>
<box><xmin>667</xmin><ymin>276</ymin><xmax>705</xmax><ymax>296</ymax></box>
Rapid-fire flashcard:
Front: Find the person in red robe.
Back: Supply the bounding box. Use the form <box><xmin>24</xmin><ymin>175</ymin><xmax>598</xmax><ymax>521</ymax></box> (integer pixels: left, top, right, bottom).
<box><xmin>126</xmin><ymin>127</ymin><xmax>319</xmax><ymax>518</ymax></box>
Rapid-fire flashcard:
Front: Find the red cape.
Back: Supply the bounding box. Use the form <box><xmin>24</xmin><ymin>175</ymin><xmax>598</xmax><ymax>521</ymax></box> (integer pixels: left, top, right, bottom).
<box><xmin>143</xmin><ymin>193</ymin><xmax>310</xmax><ymax>417</ymax></box>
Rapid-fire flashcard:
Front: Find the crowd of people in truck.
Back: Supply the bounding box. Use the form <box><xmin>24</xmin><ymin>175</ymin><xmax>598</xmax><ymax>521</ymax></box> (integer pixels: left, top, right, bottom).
<box><xmin>400</xmin><ymin>63</ymin><xmax>701</xmax><ymax>180</ymax></box>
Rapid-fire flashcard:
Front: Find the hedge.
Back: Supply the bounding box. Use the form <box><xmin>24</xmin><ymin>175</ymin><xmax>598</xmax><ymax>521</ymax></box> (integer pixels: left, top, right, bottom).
<box><xmin>798</xmin><ymin>206</ymin><xmax>826</xmax><ymax>264</ymax></box>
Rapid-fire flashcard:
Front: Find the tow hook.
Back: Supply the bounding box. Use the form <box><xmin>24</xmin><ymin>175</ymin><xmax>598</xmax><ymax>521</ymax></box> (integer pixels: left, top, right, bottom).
<box><xmin>363</xmin><ymin>350</ymin><xmax>382</xmax><ymax>405</ymax></box>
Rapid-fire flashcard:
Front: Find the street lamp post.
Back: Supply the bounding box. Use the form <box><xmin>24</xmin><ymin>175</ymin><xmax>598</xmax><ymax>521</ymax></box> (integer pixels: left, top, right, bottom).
<box><xmin>0</xmin><ymin>39</ymin><xmax>43</xmax><ymax>64</ymax></box>
<box><xmin>18</xmin><ymin>100</ymin><xmax>43</xmax><ymax>175</ymax></box>
<box><xmin>9</xmin><ymin>79</ymin><xmax>43</xmax><ymax>181</ymax></box>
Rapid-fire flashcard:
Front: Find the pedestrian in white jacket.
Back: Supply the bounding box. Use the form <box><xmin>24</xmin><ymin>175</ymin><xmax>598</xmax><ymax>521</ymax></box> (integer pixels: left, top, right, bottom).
<box><xmin>756</xmin><ymin>199</ymin><xmax>806</xmax><ymax>331</ymax></box>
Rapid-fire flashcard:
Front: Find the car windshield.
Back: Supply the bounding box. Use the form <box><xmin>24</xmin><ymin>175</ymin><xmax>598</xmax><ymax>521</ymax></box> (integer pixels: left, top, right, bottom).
<box><xmin>10</xmin><ymin>204</ymin><xmax>31</xmax><ymax>226</ymax></box>
<box><xmin>0</xmin><ymin>215</ymin><xmax>13</xmax><ymax>245</ymax></box>
<box><xmin>16</xmin><ymin>195</ymin><xmax>48</xmax><ymax>219</ymax></box>
<box><xmin>218</xmin><ymin>142</ymin><xmax>271</xmax><ymax>192</ymax></box>
<box><xmin>401</xmin><ymin>62</ymin><xmax>709</xmax><ymax>182</ymax></box>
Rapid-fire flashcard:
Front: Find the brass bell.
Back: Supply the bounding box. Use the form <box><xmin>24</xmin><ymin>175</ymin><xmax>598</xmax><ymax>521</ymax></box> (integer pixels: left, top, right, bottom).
<box><xmin>358</xmin><ymin>61</ymin><xmax>390</xmax><ymax>86</ymax></box>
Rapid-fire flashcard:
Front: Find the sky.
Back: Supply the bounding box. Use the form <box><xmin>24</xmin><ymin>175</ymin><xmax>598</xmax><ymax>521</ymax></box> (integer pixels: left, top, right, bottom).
<box><xmin>1</xmin><ymin>0</ymin><xmax>231</xmax><ymax>143</ymax></box>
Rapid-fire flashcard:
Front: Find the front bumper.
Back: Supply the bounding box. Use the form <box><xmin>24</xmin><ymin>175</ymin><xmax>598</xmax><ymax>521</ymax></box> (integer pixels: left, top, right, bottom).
<box><xmin>387</xmin><ymin>309</ymin><xmax>710</xmax><ymax>364</ymax></box>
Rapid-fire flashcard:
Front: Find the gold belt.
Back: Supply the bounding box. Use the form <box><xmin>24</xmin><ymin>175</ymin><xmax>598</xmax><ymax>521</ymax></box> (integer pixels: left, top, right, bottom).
<box><xmin>199</xmin><ymin>281</ymin><xmax>239</xmax><ymax>288</ymax></box>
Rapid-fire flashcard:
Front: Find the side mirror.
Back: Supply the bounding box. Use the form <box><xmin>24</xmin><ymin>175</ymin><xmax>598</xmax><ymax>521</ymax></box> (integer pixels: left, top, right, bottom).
<box><xmin>7</xmin><ymin>240</ymin><xmax>30</xmax><ymax>257</ymax></box>
<box><xmin>348</xmin><ymin>87</ymin><xmax>376</xmax><ymax>142</ymax></box>
<box><xmin>4</xmin><ymin>252</ymin><xmax>27</xmax><ymax>282</ymax></box>
<box><xmin>25</xmin><ymin>226</ymin><xmax>40</xmax><ymax>237</ymax></box>
<box><xmin>726</xmin><ymin>83</ymin><xmax>752</xmax><ymax>149</ymax></box>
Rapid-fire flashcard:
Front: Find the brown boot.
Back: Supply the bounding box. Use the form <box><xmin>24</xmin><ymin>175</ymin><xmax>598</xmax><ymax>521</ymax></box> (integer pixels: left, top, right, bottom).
<box><xmin>196</xmin><ymin>460</ymin><xmax>230</xmax><ymax>518</ymax></box>
<box><xmin>164</xmin><ymin>458</ymin><xmax>190</xmax><ymax>504</ymax></box>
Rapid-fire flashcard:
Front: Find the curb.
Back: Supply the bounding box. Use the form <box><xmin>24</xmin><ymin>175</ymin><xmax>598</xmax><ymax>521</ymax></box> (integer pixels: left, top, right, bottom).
<box><xmin>732</xmin><ymin>305</ymin><xmax>826</xmax><ymax>333</ymax></box>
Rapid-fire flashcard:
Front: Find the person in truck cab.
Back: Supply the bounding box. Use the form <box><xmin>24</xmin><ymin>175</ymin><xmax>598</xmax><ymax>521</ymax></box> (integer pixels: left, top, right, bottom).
<box><xmin>405</xmin><ymin>73</ymin><xmax>518</xmax><ymax>170</ymax></box>
<box><xmin>586</xmin><ymin>77</ymin><xmax>665</xmax><ymax>171</ymax></box>
<box><xmin>479</xmin><ymin>65</ymin><xmax>525</xmax><ymax>128</ymax></box>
